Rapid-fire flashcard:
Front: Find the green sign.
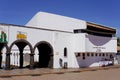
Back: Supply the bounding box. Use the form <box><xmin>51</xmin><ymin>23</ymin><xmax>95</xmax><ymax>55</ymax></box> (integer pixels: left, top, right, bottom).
<box><xmin>0</xmin><ymin>31</ymin><xmax>7</xmax><ymax>43</ymax></box>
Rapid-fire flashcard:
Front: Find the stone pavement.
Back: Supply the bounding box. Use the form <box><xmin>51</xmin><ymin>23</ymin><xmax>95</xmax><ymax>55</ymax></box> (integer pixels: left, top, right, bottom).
<box><xmin>0</xmin><ymin>65</ymin><xmax>120</xmax><ymax>77</ymax></box>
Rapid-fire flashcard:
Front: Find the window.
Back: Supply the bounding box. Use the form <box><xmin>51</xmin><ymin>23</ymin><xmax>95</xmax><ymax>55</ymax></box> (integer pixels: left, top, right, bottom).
<box><xmin>74</xmin><ymin>30</ymin><xmax>82</xmax><ymax>33</ymax></box>
<box><xmin>110</xmin><ymin>54</ymin><xmax>113</xmax><ymax>59</ymax></box>
<box><xmin>82</xmin><ymin>53</ymin><xmax>85</xmax><ymax>56</ymax></box>
<box><xmin>82</xmin><ymin>53</ymin><xmax>85</xmax><ymax>60</ymax></box>
<box><xmin>77</xmin><ymin>53</ymin><xmax>80</xmax><ymax>56</ymax></box>
<box><xmin>64</xmin><ymin>47</ymin><xmax>67</xmax><ymax>57</ymax></box>
<box><xmin>95</xmin><ymin>53</ymin><xmax>98</xmax><ymax>56</ymax></box>
<box><xmin>99</xmin><ymin>53</ymin><xmax>101</xmax><ymax>56</ymax></box>
<box><xmin>87</xmin><ymin>53</ymin><xmax>90</xmax><ymax>56</ymax></box>
<box><xmin>102</xmin><ymin>53</ymin><xmax>105</xmax><ymax>56</ymax></box>
<box><xmin>75</xmin><ymin>53</ymin><xmax>80</xmax><ymax>57</ymax></box>
<box><xmin>91</xmin><ymin>53</ymin><xmax>94</xmax><ymax>56</ymax></box>
<box><xmin>106</xmin><ymin>53</ymin><xmax>108</xmax><ymax>56</ymax></box>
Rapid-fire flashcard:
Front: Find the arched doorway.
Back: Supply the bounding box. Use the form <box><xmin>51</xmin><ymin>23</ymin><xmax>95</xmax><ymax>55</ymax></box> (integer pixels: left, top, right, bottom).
<box><xmin>9</xmin><ymin>39</ymin><xmax>34</xmax><ymax>69</ymax></box>
<box><xmin>34</xmin><ymin>41</ymin><xmax>53</xmax><ymax>68</ymax></box>
<box><xmin>0</xmin><ymin>43</ymin><xmax>8</xmax><ymax>69</ymax></box>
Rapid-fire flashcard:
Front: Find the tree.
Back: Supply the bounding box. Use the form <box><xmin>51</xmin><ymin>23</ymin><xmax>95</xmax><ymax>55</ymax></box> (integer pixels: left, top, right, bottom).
<box><xmin>117</xmin><ymin>37</ymin><xmax>120</xmax><ymax>46</ymax></box>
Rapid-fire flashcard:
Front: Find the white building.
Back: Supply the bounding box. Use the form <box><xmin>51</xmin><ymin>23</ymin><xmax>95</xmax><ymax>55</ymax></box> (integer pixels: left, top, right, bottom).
<box><xmin>0</xmin><ymin>12</ymin><xmax>117</xmax><ymax>69</ymax></box>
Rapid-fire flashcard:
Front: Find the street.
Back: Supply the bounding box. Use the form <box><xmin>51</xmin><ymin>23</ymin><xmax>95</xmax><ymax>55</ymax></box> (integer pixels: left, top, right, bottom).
<box><xmin>0</xmin><ymin>67</ymin><xmax>120</xmax><ymax>80</ymax></box>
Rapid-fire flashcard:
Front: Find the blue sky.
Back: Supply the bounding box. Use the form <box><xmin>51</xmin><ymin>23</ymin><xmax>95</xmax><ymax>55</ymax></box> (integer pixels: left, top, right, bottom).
<box><xmin>0</xmin><ymin>0</ymin><xmax>120</xmax><ymax>36</ymax></box>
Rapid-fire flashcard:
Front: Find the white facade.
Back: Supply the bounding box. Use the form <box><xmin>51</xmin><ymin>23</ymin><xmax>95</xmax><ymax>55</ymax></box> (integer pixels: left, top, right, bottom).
<box><xmin>26</xmin><ymin>12</ymin><xmax>86</xmax><ymax>32</ymax></box>
<box><xmin>0</xmin><ymin>12</ymin><xmax>117</xmax><ymax>69</ymax></box>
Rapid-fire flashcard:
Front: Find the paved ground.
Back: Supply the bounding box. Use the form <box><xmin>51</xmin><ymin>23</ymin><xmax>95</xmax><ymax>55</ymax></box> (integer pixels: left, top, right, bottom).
<box><xmin>0</xmin><ymin>65</ymin><xmax>120</xmax><ymax>80</ymax></box>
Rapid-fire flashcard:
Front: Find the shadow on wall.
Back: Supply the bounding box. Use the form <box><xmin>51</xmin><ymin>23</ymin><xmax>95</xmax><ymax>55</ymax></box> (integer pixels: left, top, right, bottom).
<box><xmin>87</xmin><ymin>34</ymin><xmax>112</xmax><ymax>46</ymax></box>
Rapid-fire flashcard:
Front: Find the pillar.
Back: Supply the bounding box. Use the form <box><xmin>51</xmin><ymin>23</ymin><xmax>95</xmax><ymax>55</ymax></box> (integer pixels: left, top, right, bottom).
<box><xmin>19</xmin><ymin>53</ymin><xmax>23</xmax><ymax>68</ymax></box>
<box><xmin>0</xmin><ymin>52</ymin><xmax>2</xmax><ymax>69</ymax></box>
<box><xmin>5</xmin><ymin>53</ymin><xmax>11</xmax><ymax>70</ymax></box>
<box><xmin>30</xmin><ymin>53</ymin><xmax>34</xmax><ymax>69</ymax></box>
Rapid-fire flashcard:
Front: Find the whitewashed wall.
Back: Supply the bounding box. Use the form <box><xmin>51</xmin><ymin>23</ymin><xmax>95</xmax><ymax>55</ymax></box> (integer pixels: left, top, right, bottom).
<box><xmin>72</xmin><ymin>33</ymin><xmax>86</xmax><ymax>52</ymax></box>
<box><xmin>53</xmin><ymin>32</ymin><xmax>73</xmax><ymax>68</ymax></box>
<box><xmin>7</xmin><ymin>25</ymin><xmax>56</xmax><ymax>67</ymax></box>
<box><xmin>7</xmin><ymin>25</ymin><xmax>77</xmax><ymax>68</ymax></box>
<box><xmin>26</xmin><ymin>12</ymin><xmax>86</xmax><ymax>32</ymax></box>
<box><xmin>8</xmin><ymin>26</ymin><xmax>54</xmax><ymax>47</ymax></box>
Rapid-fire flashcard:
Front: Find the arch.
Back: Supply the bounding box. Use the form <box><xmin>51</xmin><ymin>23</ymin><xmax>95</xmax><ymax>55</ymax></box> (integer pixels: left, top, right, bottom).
<box><xmin>9</xmin><ymin>39</ymin><xmax>33</xmax><ymax>53</ymax></box>
<box><xmin>0</xmin><ymin>43</ymin><xmax>9</xmax><ymax>69</ymax></box>
<box><xmin>0</xmin><ymin>43</ymin><xmax>9</xmax><ymax>52</ymax></box>
<box><xmin>34</xmin><ymin>41</ymin><xmax>53</xmax><ymax>68</ymax></box>
<box><xmin>8</xmin><ymin>39</ymin><xmax>34</xmax><ymax>69</ymax></box>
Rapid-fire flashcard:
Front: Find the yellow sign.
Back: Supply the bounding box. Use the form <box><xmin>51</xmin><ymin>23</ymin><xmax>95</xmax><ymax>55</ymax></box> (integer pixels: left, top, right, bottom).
<box><xmin>16</xmin><ymin>31</ymin><xmax>27</xmax><ymax>40</ymax></box>
<box><xmin>56</xmin><ymin>52</ymin><xmax>59</xmax><ymax>55</ymax></box>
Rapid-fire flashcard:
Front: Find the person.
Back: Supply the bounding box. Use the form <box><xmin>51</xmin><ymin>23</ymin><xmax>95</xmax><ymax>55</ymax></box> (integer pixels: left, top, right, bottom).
<box><xmin>110</xmin><ymin>54</ymin><xmax>114</xmax><ymax>65</ymax></box>
<box><xmin>59</xmin><ymin>58</ymin><xmax>63</xmax><ymax>68</ymax></box>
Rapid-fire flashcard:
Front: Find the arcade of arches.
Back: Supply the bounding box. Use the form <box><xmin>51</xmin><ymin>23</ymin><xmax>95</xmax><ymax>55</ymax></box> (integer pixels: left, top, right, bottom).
<box><xmin>0</xmin><ymin>40</ymin><xmax>53</xmax><ymax>69</ymax></box>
